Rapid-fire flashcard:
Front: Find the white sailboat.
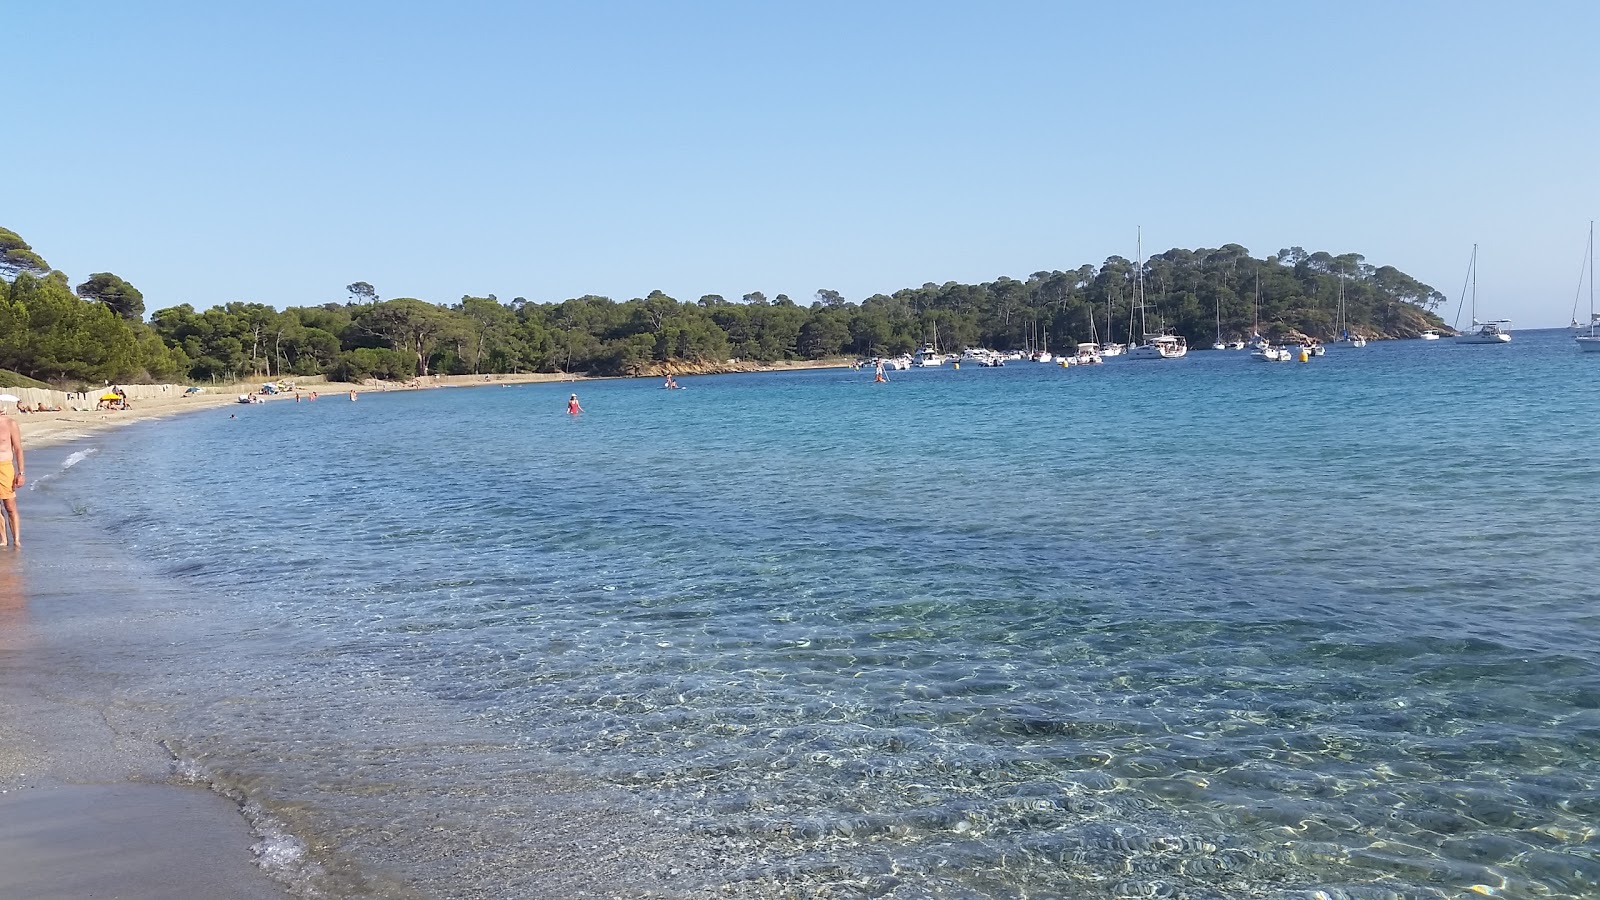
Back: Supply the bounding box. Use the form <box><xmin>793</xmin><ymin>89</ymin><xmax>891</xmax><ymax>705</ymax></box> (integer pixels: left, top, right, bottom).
<box><xmin>1124</xmin><ymin>229</ymin><xmax>1187</xmax><ymax>360</ymax></box>
<box><xmin>1071</xmin><ymin>307</ymin><xmax>1103</xmax><ymax>364</ymax></box>
<box><xmin>1099</xmin><ymin>297</ymin><xmax>1124</xmax><ymax>357</ymax></box>
<box><xmin>1577</xmin><ymin>221</ymin><xmax>1600</xmax><ymax>353</ymax></box>
<box><xmin>1248</xmin><ymin>273</ymin><xmax>1289</xmax><ymax>360</ymax></box>
<box><xmin>1211</xmin><ymin>294</ymin><xmax>1226</xmax><ymax>351</ymax></box>
<box><xmin>1453</xmin><ymin>244</ymin><xmax>1511</xmax><ymax>344</ymax></box>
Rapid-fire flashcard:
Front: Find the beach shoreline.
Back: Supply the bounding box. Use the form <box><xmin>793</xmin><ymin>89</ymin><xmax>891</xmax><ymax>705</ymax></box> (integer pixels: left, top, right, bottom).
<box><xmin>0</xmin><ymin>469</ymin><xmax>292</xmax><ymax>899</ymax></box>
<box><xmin>13</xmin><ymin>359</ymin><xmax>854</xmax><ymax>450</ymax></box>
<box><xmin>0</xmin><ymin>359</ymin><xmax>857</xmax><ymax>899</ymax></box>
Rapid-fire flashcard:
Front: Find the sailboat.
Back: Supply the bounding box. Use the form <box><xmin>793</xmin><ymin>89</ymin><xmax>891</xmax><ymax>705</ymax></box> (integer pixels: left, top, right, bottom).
<box><xmin>1124</xmin><ymin>229</ymin><xmax>1187</xmax><ymax>360</ymax></box>
<box><xmin>1577</xmin><ymin>221</ymin><xmax>1600</xmax><ymax>353</ymax></box>
<box><xmin>1248</xmin><ymin>273</ymin><xmax>1289</xmax><ymax>361</ymax></box>
<box><xmin>1211</xmin><ymin>293</ymin><xmax>1226</xmax><ymax>351</ymax></box>
<box><xmin>914</xmin><ymin>321</ymin><xmax>946</xmax><ymax>366</ymax></box>
<box><xmin>1333</xmin><ymin>273</ymin><xmax>1367</xmax><ymax>347</ymax></box>
<box><xmin>1454</xmin><ymin>244</ymin><xmax>1511</xmax><ymax>343</ymax></box>
<box><xmin>1073</xmin><ymin>306</ymin><xmax>1104</xmax><ymax>365</ymax></box>
<box><xmin>1099</xmin><ymin>296</ymin><xmax>1124</xmax><ymax>357</ymax></box>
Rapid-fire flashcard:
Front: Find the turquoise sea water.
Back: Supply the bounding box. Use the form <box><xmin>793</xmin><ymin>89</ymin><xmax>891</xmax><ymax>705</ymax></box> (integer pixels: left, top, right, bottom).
<box><xmin>26</xmin><ymin>329</ymin><xmax>1600</xmax><ymax>898</ymax></box>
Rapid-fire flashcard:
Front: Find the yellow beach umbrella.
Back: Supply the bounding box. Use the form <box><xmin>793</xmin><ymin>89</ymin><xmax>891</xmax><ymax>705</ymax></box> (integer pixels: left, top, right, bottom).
<box><xmin>100</xmin><ymin>392</ymin><xmax>122</xmax><ymax>401</ymax></box>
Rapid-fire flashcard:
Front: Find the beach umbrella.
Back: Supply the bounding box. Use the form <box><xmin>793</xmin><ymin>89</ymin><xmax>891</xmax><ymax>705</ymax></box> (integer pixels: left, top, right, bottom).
<box><xmin>100</xmin><ymin>392</ymin><xmax>121</xmax><ymax>401</ymax></box>
<box><xmin>0</xmin><ymin>394</ymin><xmax>17</xmax><ymax>403</ymax></box>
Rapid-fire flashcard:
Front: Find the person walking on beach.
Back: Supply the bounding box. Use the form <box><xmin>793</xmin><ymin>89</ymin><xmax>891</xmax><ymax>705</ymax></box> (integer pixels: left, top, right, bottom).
<box><xmin>0</xmin><ymin>402</ymin><xmax>24</xmax><ymax>547</ymax></box>
<box><xmin>567</xmin><ymin>393</ymin><xmax>583</xmax><ymax>415</ymax></box>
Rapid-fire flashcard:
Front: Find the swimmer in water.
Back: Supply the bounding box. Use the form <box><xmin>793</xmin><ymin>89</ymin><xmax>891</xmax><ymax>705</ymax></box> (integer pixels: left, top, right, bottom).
<box><xmin>567</xmin><ymin>393</ymin><xmax>583</xmax><ymax>415</ymax></box>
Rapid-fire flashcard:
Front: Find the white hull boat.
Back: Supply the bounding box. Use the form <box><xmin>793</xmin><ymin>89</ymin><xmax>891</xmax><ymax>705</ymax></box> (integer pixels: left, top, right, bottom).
<box><xmin>1453</xmin><ymin>245</ymin><xmax>1511</xmax><ymax>344</ymax></box>
<box><xmin>1125</xmin><ymin>335</ymin><xmax>1188</xmax><ymax>359</ymax></box>
<box><xmin>1251</xmin><ymin>345</ymin><xmax>1291</xmax><ymax>362</ymax></box>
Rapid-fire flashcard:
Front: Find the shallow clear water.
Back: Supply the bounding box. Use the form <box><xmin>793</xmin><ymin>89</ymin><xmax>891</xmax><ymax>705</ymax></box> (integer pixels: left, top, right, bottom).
<box><xmin>33</xmin><ymin>330</ymin><xmax>1600</xmax><ymax>898</ymax></box>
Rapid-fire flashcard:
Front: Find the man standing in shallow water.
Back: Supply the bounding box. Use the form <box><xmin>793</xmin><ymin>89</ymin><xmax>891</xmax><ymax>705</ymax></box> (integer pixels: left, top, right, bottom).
<box><xmin>0</xmin><ymin>399</ymin><xmax>24</xmax><ymax>547</ymax></box>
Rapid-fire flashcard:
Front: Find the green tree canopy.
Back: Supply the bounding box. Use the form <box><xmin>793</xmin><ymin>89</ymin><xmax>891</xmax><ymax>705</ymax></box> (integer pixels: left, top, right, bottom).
<box><xmin>76</xmin><ymin>272</ymin><xmax>146</xmax><ymax>321</ymax></box>
<box><xmin>0</xmin><ymin>227</ymin><xmax>51</xmax><ymax>281</ymax></box>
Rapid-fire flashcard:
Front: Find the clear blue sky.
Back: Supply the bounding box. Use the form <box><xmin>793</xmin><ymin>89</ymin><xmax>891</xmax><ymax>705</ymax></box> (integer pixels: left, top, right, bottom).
<box><xmin>9</xmin><ymin>1</ymin><xmax>1599</xmax><ymax>326</ymax></box>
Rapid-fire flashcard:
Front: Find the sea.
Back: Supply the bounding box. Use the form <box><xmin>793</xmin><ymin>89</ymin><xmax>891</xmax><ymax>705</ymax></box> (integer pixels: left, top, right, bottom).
<box><xmin>17</xmin><ymin>327</ymin><xmax>1600</xmax><ymax>899</ymax></box>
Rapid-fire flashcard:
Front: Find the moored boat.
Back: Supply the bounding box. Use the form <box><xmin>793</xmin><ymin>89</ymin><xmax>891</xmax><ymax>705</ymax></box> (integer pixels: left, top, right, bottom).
<box><xmin>1453</xmin><ymin>245</ymin><xmax>1511</xmax><ymax>344</ymax></box>
<box><xmin>1577</xmin><ymin>221</ymin><xmax>1600</xmax><ymax>353</ymax></box>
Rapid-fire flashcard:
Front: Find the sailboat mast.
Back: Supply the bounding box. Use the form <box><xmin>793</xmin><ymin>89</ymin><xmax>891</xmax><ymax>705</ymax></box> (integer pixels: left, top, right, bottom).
<box><xmin>1135</xmin><ymin>226</ymin><xmax>1145</xmax><ymax>339</ymax></box>
<box><xmin>1590</xmin><ymin>221</ymin><xmax>1596</xmax><ymax>336</ymax></box>
<box><xmin>1471</xmin><ymin>244</ymin><xmax>1478</xmax><ymax>324</ymax></box>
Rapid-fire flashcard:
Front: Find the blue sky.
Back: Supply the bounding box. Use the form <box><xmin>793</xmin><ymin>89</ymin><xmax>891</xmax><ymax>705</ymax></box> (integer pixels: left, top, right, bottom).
<box><xmin>9</xmin><ymin>1</ymin><xmax>1599</xmax><ymax>326</ymax></box>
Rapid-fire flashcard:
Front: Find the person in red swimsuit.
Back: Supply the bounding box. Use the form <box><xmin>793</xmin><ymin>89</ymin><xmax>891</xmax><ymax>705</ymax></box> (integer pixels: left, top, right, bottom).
<box><xmin>567</xmin><ymin>393</ymin><xmax>583</xmax><ymax>415</ymax></box>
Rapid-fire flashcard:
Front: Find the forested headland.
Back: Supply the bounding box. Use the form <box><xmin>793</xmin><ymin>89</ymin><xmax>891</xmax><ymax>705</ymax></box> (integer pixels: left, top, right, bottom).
<box><xmin>2</xmin><ymin>225</ymin><xmax>1450</xmax><ymax>388</ymax></box>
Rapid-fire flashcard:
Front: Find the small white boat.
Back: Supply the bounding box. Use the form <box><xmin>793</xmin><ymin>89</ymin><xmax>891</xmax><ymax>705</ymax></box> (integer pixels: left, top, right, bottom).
<box><xmin>960</xmin><ymin>348</ymin><xmax>1004</xmax><ymax>367</ymax></box>
<box><xmin>913</xmin><ymin>343</ymin><xmax>945</xmax><ymax>367</ymax></box>
<box><xmin>1211</xmin><ymin>341</ymin><xmax>1227</xmax><ymax>351</ymax></box>
<box><xmin>1073</xmin><ymin>342</ymin><xmax>1104</xmax><ymax>365</ymax></box>
<box><xmin>1419</xmin><ymin>329</ymin><xmax>1442</xmax><ymax>340</ymax></box>
<box><xmin>1100</xmin><ymin>342</ymin><xmax>1125</xmax><ymax>357</ymax></box>
<box><xmin>1226</xmin><ymin>340</ymin><xmax>1247</xmax><ymax>350</ymax></box>
<box><xmin>1251</xmin><ymin>344</ymin><xmax>1291</xmax><ymax>362</ymax></box>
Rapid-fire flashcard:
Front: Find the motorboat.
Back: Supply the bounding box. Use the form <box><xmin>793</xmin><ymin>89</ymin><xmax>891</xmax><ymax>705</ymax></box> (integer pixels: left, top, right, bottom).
<box><xmin>913</xmin><ymin>343</ymin><xmax>946</xmax><ymax>367</ymax></box>
<box><xmin>1251</xmin><ymin>343</ymin><xmax>1291</xmax><ymax>362</ymax></box>
<box><xmin>1073</xmin><ymin>343</ymin><xmax>1104</xmax><ymax>365</ymax></box>
<box><xmin>1419</xmin><ymin>329</ymin><xmax>1441</xmax><ymax>340</ymax></box>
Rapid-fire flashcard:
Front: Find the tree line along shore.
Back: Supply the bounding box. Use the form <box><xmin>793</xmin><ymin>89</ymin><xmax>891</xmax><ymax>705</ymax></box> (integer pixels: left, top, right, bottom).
<box><xmin>2</xmin><ymin>225</ymin><xmax>1451</xmax><ymax>391</ymax></box>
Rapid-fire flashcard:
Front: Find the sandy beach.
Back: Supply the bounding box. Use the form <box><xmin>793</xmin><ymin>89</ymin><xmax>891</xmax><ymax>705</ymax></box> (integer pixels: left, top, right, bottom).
<box><xmin>12</xmin><ymin>372</ymin><xmax>591</xmax><ymax>451</ymax></box>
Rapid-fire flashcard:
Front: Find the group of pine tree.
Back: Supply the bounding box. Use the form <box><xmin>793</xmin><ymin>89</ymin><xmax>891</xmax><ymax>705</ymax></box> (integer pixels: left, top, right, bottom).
<box><xmin>1</xmin><ymin>225</ymin><xmax>1450</xmax><ymax>387</ymax></box>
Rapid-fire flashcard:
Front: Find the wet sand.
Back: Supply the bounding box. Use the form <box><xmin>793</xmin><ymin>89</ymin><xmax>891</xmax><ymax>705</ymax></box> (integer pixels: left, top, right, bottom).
<box><xmin>0</xmin><ymin>538</ymin><xmax>290</xmax><ymax>899</ymax></box>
